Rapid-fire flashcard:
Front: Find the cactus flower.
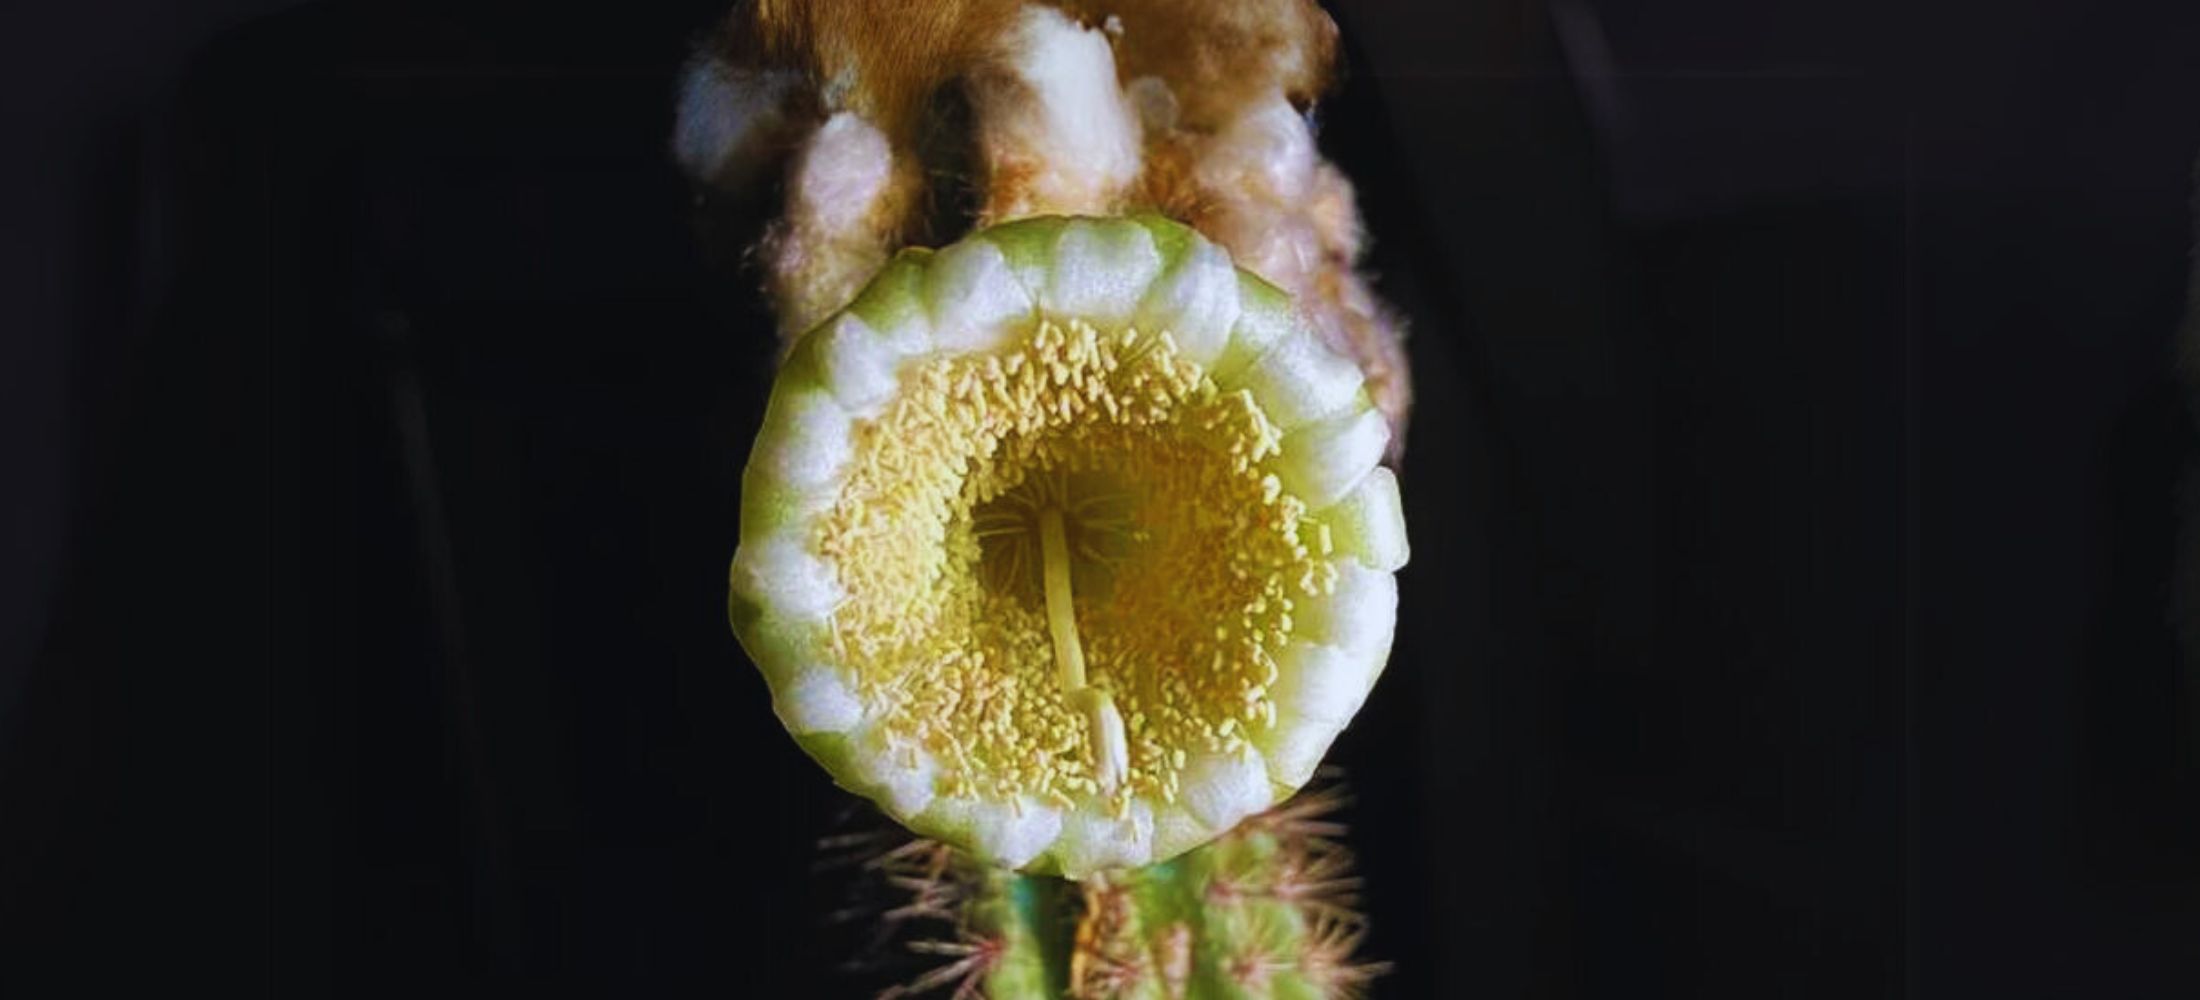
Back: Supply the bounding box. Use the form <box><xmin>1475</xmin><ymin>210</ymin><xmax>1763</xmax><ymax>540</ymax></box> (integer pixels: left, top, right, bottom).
<box><xmin>730</xmin><ymin>214</ymin><xmax>1406</xmax><ymax>878</ymax></box>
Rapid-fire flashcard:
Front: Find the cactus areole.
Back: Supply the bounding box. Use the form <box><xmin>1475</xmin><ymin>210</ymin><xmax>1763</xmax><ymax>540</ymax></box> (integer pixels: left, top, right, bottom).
<box><xmin>729</xmin><ymin>215</ymin><xmax>1407</xmax><ymax>878</ymax></box>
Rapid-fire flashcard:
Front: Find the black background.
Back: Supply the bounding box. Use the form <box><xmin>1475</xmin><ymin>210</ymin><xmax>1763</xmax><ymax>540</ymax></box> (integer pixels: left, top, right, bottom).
<box><xmin>5</xmin><ymin>0</ymin><xmax>2198</xmax><ymax>995</ymax></box>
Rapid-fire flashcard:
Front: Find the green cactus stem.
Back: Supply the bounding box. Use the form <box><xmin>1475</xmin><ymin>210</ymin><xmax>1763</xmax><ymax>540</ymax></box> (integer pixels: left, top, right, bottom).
<box><xmin>868</xmin><ymin>782</ymin><xmax>1386</xmax><ymax>999</ymax></box>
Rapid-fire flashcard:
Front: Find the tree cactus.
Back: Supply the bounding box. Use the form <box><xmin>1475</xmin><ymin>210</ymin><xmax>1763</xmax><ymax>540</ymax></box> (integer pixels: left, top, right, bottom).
<box><xmin>683</xmin><ymin>1</ymin><xmax>1412</xmax><ymax>994</ymax></box>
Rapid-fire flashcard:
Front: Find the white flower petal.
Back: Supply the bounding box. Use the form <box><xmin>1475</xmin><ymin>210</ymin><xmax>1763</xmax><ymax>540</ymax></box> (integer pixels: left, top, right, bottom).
<box><xmin>1322</xmin><ymin>467</ymin><xmax>1410</xmax><ymax>572</ymax></box>
<box><xmin>749</xmin><ymin>386</ymin><xmax>855</xmax><ymax>493</ymax></box>
<box><xmin>1148</xmin><ymin>802</ymin><xmax>1215</xmax><ymax>862</ymax></box>
<box><xmin>1298</xmin><ymin>563</ymin><xmax>1398</xmax><ymax>661</ymax></box>
<box><xmin>772</xmin><ymin>666</ymin><xmax>863</xmax><ymax>735</ymax></box>
<box><xmin>1278</xmin><ymin>406</ymin><xmax>1389</xmax><ymax>508</ymax></box>
<box><xmin>1233</xmin><ymin>327</ymin><xmax>1363</xmax><ymax>431</ymax></box>
<box><xmin>845</xmin><ymin>252</ymin><xmax>935</xmax><ymax>354</ymax></box>
<box><xmin>1047</xmin><ymin>218</ymin><xmax>1163</xmax><ymax>328</ymax></box>
<box><xmin>1134</xmin><ymin>232</ymin><xmax>1239</xmax><ymax>365</ymax></box>
<box><xmin>728</xmin><ymin>534</ymin><xmax>842</xmax><ymax>624</ymax></box>
<box><xmin>926</xmin><ymin>238</ymin><xmax>1033</xmax><ymax>353</ymax></box>
<box><xmin>810</xmin><ymin>312</ymin><xmax>904</xmax><ymax>417</ymax></box>
<box><xmin>1178</xmin><ymin>747</ymin><xmax>1272</xmax><ymax>832</ymax></box>
<box><xmin>1257</xmin><ymin>716</ymin><xmax>1345</xmax><ymax>790</ymax></box>
<box><xmin>843</xmin><ymin>726</ymin><xmax>940</xmax><ymax>820</ymax></box>
<box><xmin>1269</xmin><ymin>640</ymin><xmax>1375</xmax><ymax>726</ymax></box>
<box><xmin>1212</xmin><ymin>272</ymin><xmax>1295</xmax><ymax>379</ymax></box>
<box><xmin>924</xmin><ymin>796</ymin><xmax>1063</xmax><ymax>870</ymax></box>
<box><xmin>1052</xmin><ymin>798</ymin><xmax>1156</xmax><ymax>878</ymax></box>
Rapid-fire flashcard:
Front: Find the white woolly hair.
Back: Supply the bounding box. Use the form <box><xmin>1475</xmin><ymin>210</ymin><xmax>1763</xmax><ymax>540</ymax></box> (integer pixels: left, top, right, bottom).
<box><xmin>765</xmin><ymin>111</ymin><xmax>908</xmax><ymax>336</ymax></box>
<box><xmin>672</xmin><ymin>52</ymin><xmax>802</xmax><ymax>188</ymax></box>
<box><xmin>1185</xmin><ymin>93</ymin><xmax>1412</xmax><ymax>451</ymax></box>
<box><xmin>969</xmin><ymin>4</ymin><xmax>1143</xmax><ymax>221</ymax></box>
<box><xmin>789</xmin><ymin>112</ymin><xmax>896</xmax><ymax>234</ymax></box>
<box><xmin>686</xmin><ymin>0</ymin><xmax>1412</xmax><ymax>446</ymax></box>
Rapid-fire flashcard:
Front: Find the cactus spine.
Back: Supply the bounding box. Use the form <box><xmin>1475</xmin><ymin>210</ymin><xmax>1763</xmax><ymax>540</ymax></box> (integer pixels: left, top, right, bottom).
<box><xmin>868</xmin><ymin>785</ymin><xmax>1384</xmax><ymax>999</ymax></box>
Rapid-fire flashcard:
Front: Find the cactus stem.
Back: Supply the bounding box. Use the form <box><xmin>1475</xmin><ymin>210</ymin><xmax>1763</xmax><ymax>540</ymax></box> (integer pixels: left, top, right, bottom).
<box><xmin>854</xmin><ymin>779</ymin><xmax>1386</xmax><ymax>999</ymax></box>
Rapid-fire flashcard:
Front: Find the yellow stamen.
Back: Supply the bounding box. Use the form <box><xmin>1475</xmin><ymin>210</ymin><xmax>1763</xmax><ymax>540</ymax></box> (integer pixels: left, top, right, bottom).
<box><xmin>813</xmin><ymin>320</ymin><xmax>1329</xmax><ymax>808</ymax></box>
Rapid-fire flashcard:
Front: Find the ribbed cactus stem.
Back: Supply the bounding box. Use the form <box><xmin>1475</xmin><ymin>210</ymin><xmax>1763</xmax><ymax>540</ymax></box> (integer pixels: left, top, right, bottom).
<box><xmin>872</xmin><ymin>785</ymin><xmax>1384</xmax><ymax>999</ymax></box>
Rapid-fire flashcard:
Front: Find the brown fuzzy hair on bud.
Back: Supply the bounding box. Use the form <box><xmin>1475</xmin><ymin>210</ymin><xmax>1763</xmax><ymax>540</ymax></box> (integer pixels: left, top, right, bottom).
<box><xmin>1057</xmin><ymin>0</ymin><xmax>1339</xmax><ymax>131</ymax></box>
<box><xmin>730</xmin><ymin>0</ymin><xmax>1024</xmax><ymax>143</ymax></box>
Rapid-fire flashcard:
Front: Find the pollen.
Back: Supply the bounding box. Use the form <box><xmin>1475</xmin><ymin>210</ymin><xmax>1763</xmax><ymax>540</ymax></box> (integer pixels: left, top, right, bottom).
<box><xmin>814</xmin><ymin>318</ymin><xmax>1328</xmax><ymax>811</ymax></box>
